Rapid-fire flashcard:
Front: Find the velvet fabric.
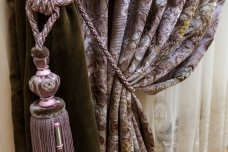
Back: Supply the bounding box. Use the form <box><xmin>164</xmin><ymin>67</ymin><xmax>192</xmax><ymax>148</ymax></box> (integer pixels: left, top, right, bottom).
<box><xmin>8</xmin><ymin>1</ymin><xmax>100</xmax><ymax>152</ymax></box>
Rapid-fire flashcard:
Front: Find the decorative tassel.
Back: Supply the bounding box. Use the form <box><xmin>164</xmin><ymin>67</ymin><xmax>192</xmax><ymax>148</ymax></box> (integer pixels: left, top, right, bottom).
<box><xmin>29</xmin><ymin>47</ymin><xmax>74</xmax><ymax>152</ymax></box>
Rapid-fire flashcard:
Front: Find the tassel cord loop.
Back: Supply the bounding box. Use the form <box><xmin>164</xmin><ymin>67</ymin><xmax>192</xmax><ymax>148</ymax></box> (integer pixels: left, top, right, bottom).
<box><xmin>25</xmin><ymin>0</ymin><xmax>74</xmax><ymax>49</ymax></box>
<box><xmin>25</xmin><ymin>0</ymin><xmax>135</xmax><ymax>92</ymax></box>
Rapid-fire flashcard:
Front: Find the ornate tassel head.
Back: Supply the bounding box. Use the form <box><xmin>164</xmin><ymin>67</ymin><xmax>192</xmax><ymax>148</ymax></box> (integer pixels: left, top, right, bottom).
<box><xmin>29</xmin><ymin>47</ymin><xmax>60</xmax><ymax>107</ymax></box>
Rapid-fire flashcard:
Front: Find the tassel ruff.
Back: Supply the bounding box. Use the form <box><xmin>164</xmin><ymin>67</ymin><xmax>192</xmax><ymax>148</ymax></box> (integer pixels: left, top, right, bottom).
<box><xmin>30</xmin><ymin>104</ymin><xmax>74</xmax><ymax>152</ymax></box>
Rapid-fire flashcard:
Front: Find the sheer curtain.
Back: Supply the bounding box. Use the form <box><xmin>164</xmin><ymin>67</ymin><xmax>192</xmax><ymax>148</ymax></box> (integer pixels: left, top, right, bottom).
<box><xmin>138</xmin><ymin>2</ymin><xmax>228</xmax><ymax>151</ymax></box>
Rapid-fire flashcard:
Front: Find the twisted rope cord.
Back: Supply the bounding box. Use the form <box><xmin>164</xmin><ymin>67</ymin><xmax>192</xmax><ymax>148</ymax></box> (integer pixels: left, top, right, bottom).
<box><xmin>25</xmin><ymin>0</ymin><xmax>135</xmax><ymax>93</ymax></box>
<box><xmin>75</xmin><ymin>0</ymin><xmax>135</xmax><ymax>92</ymax></box>
<box><xmin>25</xmin><ymin>0</ymin><xmax>74</xmax><ymax>49</ymax></box>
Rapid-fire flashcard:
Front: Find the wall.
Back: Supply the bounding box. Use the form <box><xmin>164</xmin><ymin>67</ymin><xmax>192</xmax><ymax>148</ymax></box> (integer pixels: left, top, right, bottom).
<box><xmin>0</xmin><ymin>1</ymin><xmax>15</xmax><ymax>151</ymax></box>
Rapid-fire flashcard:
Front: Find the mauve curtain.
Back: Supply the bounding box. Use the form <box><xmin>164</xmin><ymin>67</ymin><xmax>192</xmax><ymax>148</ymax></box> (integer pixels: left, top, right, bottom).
<box><xmin>139</xmin><ymin>3</ymin><xmax>228</xmax><ymax>151</ymax></box>
<box><xmin>8</xmin><ymin>1</ymin><xmax>100</xmax><ymax>151</ymax></box>
<box><xmin>80</xmin><ymin>0</ymin><xmax>225</xmax><ymax>151</ymax></box>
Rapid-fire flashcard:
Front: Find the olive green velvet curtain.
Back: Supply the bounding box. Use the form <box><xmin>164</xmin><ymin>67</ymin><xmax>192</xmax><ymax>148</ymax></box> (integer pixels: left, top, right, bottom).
<box><xmin>8</xmin><ymin>1</ymin><xmax>100</xmax><ymax>151</ymax></box>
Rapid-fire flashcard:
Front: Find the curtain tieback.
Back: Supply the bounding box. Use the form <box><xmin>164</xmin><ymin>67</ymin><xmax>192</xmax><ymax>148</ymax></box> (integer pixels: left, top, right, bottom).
<box><xmin>26</xmin><ymin>0</ymin><xmax>136</xmax><ymax>93</ymax></box>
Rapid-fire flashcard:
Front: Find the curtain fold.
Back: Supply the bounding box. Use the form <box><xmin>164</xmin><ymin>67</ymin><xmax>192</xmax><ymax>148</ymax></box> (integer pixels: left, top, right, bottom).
<box><xmin>138</xmin><ymin>14</ymin><xmax>228</xmax><ymax>150</ymax></box>
<box><xmin>81</xmin><ymin>0</ymin><xmax>225</xmax><ymax>151</ymax></box>
<box><xmin>135</xmin><ymin>2</ymin><xmax>228</xmax><ymax>151</ymax></box>
<box><xmin>8</xmin><ymin>1</ymin><xmax>100</xmax><ymax>151</ymax></box>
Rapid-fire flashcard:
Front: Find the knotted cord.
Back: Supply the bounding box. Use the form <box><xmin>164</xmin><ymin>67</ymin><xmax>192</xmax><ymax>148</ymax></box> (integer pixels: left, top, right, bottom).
<box><xmin>25</xmin><ymin>0</ymin><xmax>136</xmax><ymax>93</ymax></box>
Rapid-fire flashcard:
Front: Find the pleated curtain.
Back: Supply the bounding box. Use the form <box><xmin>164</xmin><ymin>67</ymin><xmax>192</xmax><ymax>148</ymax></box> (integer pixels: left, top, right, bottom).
<box><xmin>0</xmin><ymin>0</ymin><xmax>228</xmax><ymax>152</ymax></box>
<box><xmin>80</xmin><ymin>0</ymin><xmax>225</xmax><ymax>151</ymax></box>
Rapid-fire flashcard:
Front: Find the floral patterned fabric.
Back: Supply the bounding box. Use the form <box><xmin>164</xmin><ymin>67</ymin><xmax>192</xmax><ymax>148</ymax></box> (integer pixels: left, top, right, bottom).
<box><xmin>79</xmin><ymin>0</ymin><xmax>225</xmax><ymax>151</ymax></box>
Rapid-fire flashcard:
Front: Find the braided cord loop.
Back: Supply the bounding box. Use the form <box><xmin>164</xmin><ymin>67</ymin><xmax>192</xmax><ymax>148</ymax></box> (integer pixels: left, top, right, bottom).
<box><xmin>25</xmin><ymin>0</ymin><xmax>74</xmax><ymax>49</ymax></box>
<box><xmin>25</xmin><ymin>0</ymin><xmax>135</xmax><ymax>93</ymax></box>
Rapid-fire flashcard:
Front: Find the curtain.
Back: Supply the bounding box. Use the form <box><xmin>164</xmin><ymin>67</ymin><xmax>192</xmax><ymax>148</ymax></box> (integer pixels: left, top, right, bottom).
<box><xmin>81</xmin><ymin>0</ymin><xmax>225</xmax><ymax>151</ymax></box>
<box><xmin>8</xmin><ymin>1</ymin><xmax>100</xmax><ymax>151</ymax></box>
<box><xmin>3</xmin><ymin>0</ymin><xmax>227</xmax><ymax>152</ymax></box>
<box><xmin>139</xmin><ymin>2</ymin><xmax>228</xmax><ymax>151</ymax></box>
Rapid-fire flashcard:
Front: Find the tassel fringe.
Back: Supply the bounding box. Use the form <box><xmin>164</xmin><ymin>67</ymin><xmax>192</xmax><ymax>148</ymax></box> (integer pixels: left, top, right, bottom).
<box><xmin>30</xmin><ymin>110</ymin><xmax>74</xmax><ymax>152</ymax></box>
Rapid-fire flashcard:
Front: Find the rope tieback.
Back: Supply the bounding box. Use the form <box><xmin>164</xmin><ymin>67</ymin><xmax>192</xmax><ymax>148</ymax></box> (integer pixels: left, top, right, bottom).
<box><xmin>30</xmin><ymin>0</ymin><xmax>73</xmax><ymax>15</ymax></box>
<box><xmin>26</xmin><ymin>0</ymin><xmax>74</xmax><ymax>49</ymax></box>
<box><xmin>26</xmin><ymin>0</ymin><xmax>136</xmax><ymax>93</ymax></box>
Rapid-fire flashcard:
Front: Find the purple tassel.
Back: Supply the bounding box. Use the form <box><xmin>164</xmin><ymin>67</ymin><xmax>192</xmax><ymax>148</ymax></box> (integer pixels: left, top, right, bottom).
<box><xmin>29</xmin><ymin>47</ymin><xmax>75</xmax><ymax>152</ymax></box>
